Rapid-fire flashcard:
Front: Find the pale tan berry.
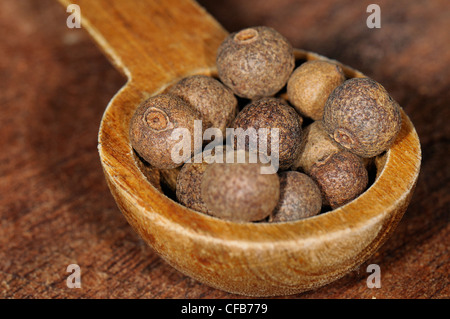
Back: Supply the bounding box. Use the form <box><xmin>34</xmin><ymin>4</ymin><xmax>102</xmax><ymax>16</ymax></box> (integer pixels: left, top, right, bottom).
<box><xmin>292</xmin><ymin>120</ymin><xmax>342</xmax><ymax>173</ymax></box>
<box><xmin>287</xmin><ymin>60</ymin><xmax>345</xmax><ymax>120</ymax></box>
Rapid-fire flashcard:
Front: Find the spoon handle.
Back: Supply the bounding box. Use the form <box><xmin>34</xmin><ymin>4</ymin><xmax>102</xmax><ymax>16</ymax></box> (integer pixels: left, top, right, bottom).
<box><xmin>59</xmin><ymin>0</ymin><xmax>227</xmax><ymax>89</ymax></box>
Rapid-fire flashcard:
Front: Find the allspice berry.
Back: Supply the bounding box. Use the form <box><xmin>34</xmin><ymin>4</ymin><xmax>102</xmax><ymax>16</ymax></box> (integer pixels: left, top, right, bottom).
<box><xmin>216</xmin><ymin>26</ymin><xmax>295</xmax><ymax>99</ymax></box>
<box><xmin>176</xmin><ymin>146</ymin><xmax>226</xmax><ymax>214</ymax></box>
<box><xmin>129</xmin><ymin>94</ymin><xmax>202</xmax><ymax>169</ymax></box>
<box><xmin>168</xmin><ymin>75</ymin><xmax>238</xmax><ymax>135</ymax></box>
<box><xmin>292</xmin><ymin>121</ymin><xmax>342</xmax><ymax>173</ymax></box>
<box><xmin>201</xmin><ymin>153</ymin><xmax>280</xmax><ymax>222</ymax></box>
<box><xmin>323</xmin><ymin>78</ymin><xmax>402</xmax><ymax>158</ymax></box>
<box><xmin>232</xmin><ymin>97</ymin><xmax>303</xmax><ymax>170</ymax></box>
<box><xmin>287</xmin><ymin>60</ymin><xmax>345</xmax><ymax>120</ymax></box>
<box><xmin>310</xmin><ymin>151</ymin><xmax>368</xmax><ymax>209</ymax></box>
<box><xmin>269</xmin><ymin>171</ymin><xmax>322</xmax><ymax>222</ymax></box>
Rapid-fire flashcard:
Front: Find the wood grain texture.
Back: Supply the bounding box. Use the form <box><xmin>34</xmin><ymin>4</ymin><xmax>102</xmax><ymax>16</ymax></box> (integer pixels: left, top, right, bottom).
<box><xmin>58</xmin><ymin>0</ymin><xmax>227</xmax><ymax>91</ymax></box>
<box><xmin>0</xmin><ymin>0</ymin><xmax>448</xmax><ymax>298</ymax></box>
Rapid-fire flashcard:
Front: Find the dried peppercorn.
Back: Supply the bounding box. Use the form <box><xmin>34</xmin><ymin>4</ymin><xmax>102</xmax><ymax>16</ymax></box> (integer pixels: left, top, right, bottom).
<box><xmin>309</xmin><ymin>151</ymin><xmax>368</xmax><ymax>209</ymax></box>
<box><xmin>269</xmin><ymin>171</ymin><xmax>322</xmax><ymax>222</ymax></box>
<box><xmin>201</xmin><ymin>151</ymin><xmax>280</xmax><ymax>222</ymax></box>
<box><xmin>232</xmin><ymin>97</ymin><xmax>303</xmax><ymax>170</ymax></box>
<box><xmin>129</xmin><ymin>94</ymin><xmax>202</xmax><ymax>169</ymax></box>
<box><xmin>216</xmin><ymin>26</ymin><xmax>295</xmax><ymax>99</ymax></box>
<box><xmin>168</xmin><ymin>75</ymin><xmax>237</xmax><ymax>136</ymax></box>
<box><xmin>323</xmin><ymin>78</ymin><xmax>402</xmax><ymax>158</ymax></box>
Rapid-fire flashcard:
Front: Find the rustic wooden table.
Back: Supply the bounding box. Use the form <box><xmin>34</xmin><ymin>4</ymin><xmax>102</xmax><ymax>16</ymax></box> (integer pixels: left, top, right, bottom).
<box><xmin>0</xmin><ymin>0</ymin><xmax>448</xmax><ymax>298</ymax></box>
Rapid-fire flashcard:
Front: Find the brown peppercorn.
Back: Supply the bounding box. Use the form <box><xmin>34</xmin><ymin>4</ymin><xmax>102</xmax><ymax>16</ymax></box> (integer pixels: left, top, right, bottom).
<box><xmin>309</xmin><ymin>151</ymin><xmax>368</xmax><ymax>209</ymax></box>
<box><xmin>287</xmin><ymin>60</ymin><xmax>345</xmax><ymax>120</ymax></box>
<box><xmin>232</xmin><ymin>97</ymin><xmax>303</xmax><ymax>171</ymax></box>
<box><xmin>176</xmin><ymin>162</ymin><xmax>209</xmax><ymax>214</ymax></box>
<box><xmin>168</xmin><ymin>75</ymin><xmax>238</xmax><ymax>136</ymax></box>
<box><xmin>292</xmin><ymin>120</ymin><xmax>342</xmax><ymax>173</ymax></box>
<box><xmin>201</xmin><ymin>152</ymin><xmax>280</xmax><ymax>222</ymax></box>
<box><xmin>269</xmin><ymin>171</ymin><xmax>322</xmax><ymax>222</ymax></box>
<box><xmin>216</xmin><ymin>26</ymin><xmax>295</xmax><ymax>99</ymax></box>
<box><xmin>323</xmin><ymin>78</ymin><xmax>402</xmax><ymax>158</ymax></box>
<box><xmin>129</xmin><ymin>94</ymin><xmax>202</xmax><ymax>169</ymax></box>
<box><xmin>176</xmin><ymin>146</ymin><xmax>226</xmax><ymax>214</ymax></box>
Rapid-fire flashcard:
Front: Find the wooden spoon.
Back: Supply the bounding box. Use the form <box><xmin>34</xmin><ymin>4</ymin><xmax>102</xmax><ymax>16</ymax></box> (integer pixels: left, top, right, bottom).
<box><xmin>58</xmin><ymin>0</ymin><xmax>421</xmax><ymax>296</ymax></box>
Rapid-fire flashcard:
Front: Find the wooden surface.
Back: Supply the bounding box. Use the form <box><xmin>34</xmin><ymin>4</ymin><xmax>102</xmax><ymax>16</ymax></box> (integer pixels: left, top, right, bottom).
<box><xmin>0</xmin><ymin>0</ymin><xmax>448</xmax><ymax>298</ymax></box>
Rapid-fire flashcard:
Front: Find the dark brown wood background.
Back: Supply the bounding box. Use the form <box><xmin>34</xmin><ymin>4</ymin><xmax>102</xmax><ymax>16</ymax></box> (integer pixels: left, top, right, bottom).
<box><xmin>0</xmin><ymin>0</ymin><xmax>448</xmax><ymax>299</ymax></box>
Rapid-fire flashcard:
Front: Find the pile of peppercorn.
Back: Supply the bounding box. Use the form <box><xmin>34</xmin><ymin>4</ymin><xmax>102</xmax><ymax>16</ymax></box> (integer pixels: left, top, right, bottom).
<box><xmin>129</xmin><ymin>26</ymin><xmax>402</xmax><ymax>223</ymax></box>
